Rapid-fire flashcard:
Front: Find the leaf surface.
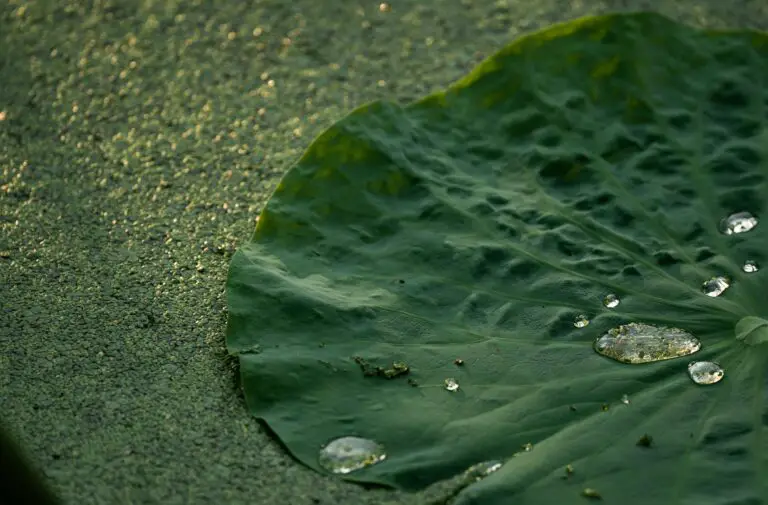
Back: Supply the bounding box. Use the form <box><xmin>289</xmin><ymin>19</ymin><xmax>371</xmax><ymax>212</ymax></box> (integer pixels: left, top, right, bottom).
<box><xmin>226</xmin><ymin>12</ymin><xmax>768</xmax><ymax>504</ymax></box>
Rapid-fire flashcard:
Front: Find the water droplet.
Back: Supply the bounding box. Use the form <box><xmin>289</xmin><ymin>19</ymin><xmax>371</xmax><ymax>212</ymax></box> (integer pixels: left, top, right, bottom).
<box><xmin>720</xmin><ymin>211</ymin><xmax>758</xmax><ymax>235</ymax></box>
<box><xmin>687</xmin><ymin>361</ymin><xmax>724</xmax><ymax>385</ymax></box>
<box><xmin>574</xmin><ymin>314</ymin><xmax>590</xmax><ymax>328</ymax></box>
<box><xmin>593</xmin><ymin>322</ymin><xmax>701</xmax><ymax>364</ymax></box>
<box><xmin>701</xmin><ymin>276</ymin><xmax>730</xmax><ymax>297</ymax></box>
<box><xmin>444</xmin><ymin>378</ymin><xmax>459</xmax><ymax>392</ymax></box>
<box><xmin>463</xmin><ymin>460</ymin><xmax>503</xmax><ymax>482</ymax></box>
<box><xmin>743</xmin><ymin>260</ymin><xmax>759</xmax><ymax>273</ymax></box>
<box><xmin>603</xmin><ymin>293</ymin><xmax>620</xmax><ymax>309</ymax></box>
<box><xmin>582</xmin><ymin>488</ymin><xmax>602</xmax><ymax>500</ymax></box>
<box><xmin>621</xmin><ymin>394</ymin><xmax>630</xmax><ymax>405</ymax></box>
<box><xmin>521</xmin><ymin>442</ymin><xmax>533</xmax><ymax>452</ymax></box>
<box><xmin>318</xmin><ymin>436</ymin><xmax>386</xmax><ymax>474</ymax></box>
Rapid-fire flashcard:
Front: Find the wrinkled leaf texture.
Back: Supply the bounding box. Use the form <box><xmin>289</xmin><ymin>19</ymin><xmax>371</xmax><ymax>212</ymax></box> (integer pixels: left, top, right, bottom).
<box><xmin>226</xmin><ymin>12</ymin><xmax>768</xmax><ymax>505</ymax></box>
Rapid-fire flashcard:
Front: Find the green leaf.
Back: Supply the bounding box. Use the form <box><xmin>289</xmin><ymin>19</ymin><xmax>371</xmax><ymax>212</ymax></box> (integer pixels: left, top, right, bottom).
<box><xmin>226</xmin><ymin>11</ymin><xmax>768</xmax><ymax>505</ymax></box>
<box><xmin>735</xmin><ymin>316</ymin><xmax>768</xmax><ymax>345</ymax></box>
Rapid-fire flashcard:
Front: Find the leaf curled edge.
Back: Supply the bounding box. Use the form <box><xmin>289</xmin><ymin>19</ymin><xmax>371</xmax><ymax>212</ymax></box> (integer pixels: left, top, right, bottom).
<box><xmin>735</xmin><ymin>316</ymin><xmax>768</xmax><ymax>345</ymax></box>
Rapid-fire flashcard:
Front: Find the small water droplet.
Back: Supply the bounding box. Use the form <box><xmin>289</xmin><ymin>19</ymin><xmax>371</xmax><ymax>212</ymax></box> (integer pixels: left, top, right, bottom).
<box><xmin>603</xmin><ymin>293</ymin><xmax>620</xmax><ymax>309</ymax></box>
<box><xmin>594</xmin><ymin>322</ymin><xmax>701</xmax><ymax>364</ymax></box>
<box><xmin>318</xmin><ymin>436</ymin><xmax>386</xmax><ymax>474</ymax></box>
<box><xmin>463</xmin><ymin>460</ymin><xmax>503</xmax><ymax>482</ymax></box>
<box><xmin>444</xmin><ymin>378</ymin><xmax>459</xmax><ymax>392</ymax></box>
<box><xmin>743</xmin><ymin>260</ymin><xmax>759</xmax><ymax>273</ymax></box>
<box><xmin>720</xmin><ymin>211</ymin><xmax>758</xmax><ymax>235</ymax></box>
<box><xmin>621</xmin><ymin>394</ymin><xmax>630</xmax><ymax>405</ymax></box>
<box><xmin>701</xmin><ymin>276</ymin><xmax>730</xmax><ymax>297</ymax></box>
<box><xmin>521</xmin><ymin>442</ymin><xmax>533</xmax><ymax>452</ymax></box>
<box><xmin>574</xmin><ymin>314</ymin><xmax>590</xmax><ymax>328</ymax></box>
<box><xmin>582</xmin><ymin>488</ymin><xmax>602</xmax><ymax>500</ymax></box>
<box><xmin>687</xmin><ymin>361</ymin><xmax>724</xmax><ymax>385</ymax></box>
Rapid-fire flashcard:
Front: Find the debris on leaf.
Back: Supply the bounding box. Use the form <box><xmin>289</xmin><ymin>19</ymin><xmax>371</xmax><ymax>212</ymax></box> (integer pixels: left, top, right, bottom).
<box><xmin>353</xmin><ymin>356</ymin><xmax>410</xmax><ymax>379</ymax></box>
<box><xmin>384</xmin><ymin>361</ymin><xmax>410</xmax><ymax>378</ymax></box>
<box><xmin>636</xmin><ymin>434</ymin><xmax>653</xmax><ymax>448</ymax></box>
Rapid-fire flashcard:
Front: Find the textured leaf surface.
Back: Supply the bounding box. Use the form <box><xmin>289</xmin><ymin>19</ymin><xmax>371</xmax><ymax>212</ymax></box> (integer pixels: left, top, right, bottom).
<box><xmin>226</xmin><ymin>12</ymin><xmax>768</xmax><ymax>505</ymax></box>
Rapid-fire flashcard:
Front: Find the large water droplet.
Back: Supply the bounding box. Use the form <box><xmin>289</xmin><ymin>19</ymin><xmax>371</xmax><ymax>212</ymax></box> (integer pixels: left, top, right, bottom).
<box><xmin>702</xmin><ymin>276</ymin><xmax>730</xmax><ymax>297</ymax></box>
<box><xmin>743</xmin><ymin>260</ymin><xmax>759</xmax><ymax>273</ymax></box>
<box><xmin>318</xmin><ymin>436</ymin><xmax>386</xmax><ymax>474</ymax></box>
<box><xmin>603</xmin><ymin>293</ymin><xmax>620</xmax><ymax>309</ymax></box>
<box><xmin>593</xmin><ymin>322</ymin><xmax>701</xmax><ymax>364</ymax></box>
<box><xmin>720</xmin><ymin>211</ymin><xmax>758</xmax><ymax>235</ymax></box>
<box><xmin>574</xmin><ymin>315</ymin><xmax>590</xmax><ymax>328</ymax></box>
<box><xmin>688</xmin><ymin>361</ymin><xmax>724</xmax><ymax>385</ymax></box>
<box><xmin>463</xmin><ymin>460</ymin><xmax>503</xmax><ymax>482</ymax></box>
<box><xmin>444</xmin><ymin>378</ymin><xmax>459</xmax><ymax>392</ymax></box>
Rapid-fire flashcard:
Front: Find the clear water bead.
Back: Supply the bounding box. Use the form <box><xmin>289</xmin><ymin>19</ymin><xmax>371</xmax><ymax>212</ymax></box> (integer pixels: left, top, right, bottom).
<box><xmin>688</xmin><ymin>361</ymin><xmax>724</xmax><ymax>385</ymax></box>
<box><xmin>318</xmin><ymin>436</ymin><xmax>386</xmax><ymax>474</ymax></box>
<box><xmin>743</xmin><ymin>260</ymin><xmax>759</xmax><ymax>273</ymax></box>
<box><xmin>463</xmin><ymin>460</ymin><xmax>503</xmax><ymax>482</ymax></box>
<box><xmin>702</xmin><ymin>276</ymin><xmax>730</xmax><ymax>297</ymax></box>
<box><xmin>594</xmin><ymin>322</ymin><xmax>701</xmax><ymax>364</ymax></box>
<box><xmin>621</xmin><ymin>394</ymin><xmax>630</xmax><ymax>405</ymax></box>
<box><xmin>603</xmin><ymin>293</ymin><xmax>620</xmax><ymax>309</ymax></box>
<box><xmin>720</xmin><ymin>211</ymin><xmax>758</xmax><ymax>235</ymax></box>
<box><xmin>444</xmin><ymin>378</ymin><xmax>459</xmax><ymax>392</ymax></box>
<box><xmin>574</xmin><ymin>315</ymin><xmax>590</xmax><ymax>328</ymax></box>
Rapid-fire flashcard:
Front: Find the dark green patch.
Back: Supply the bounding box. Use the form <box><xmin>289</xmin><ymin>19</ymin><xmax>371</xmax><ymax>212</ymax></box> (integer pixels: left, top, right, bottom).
<box><xmin>636</xmin><ymin>434</ymin><xmax>653</xmax><ymax>448</ymax></box>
